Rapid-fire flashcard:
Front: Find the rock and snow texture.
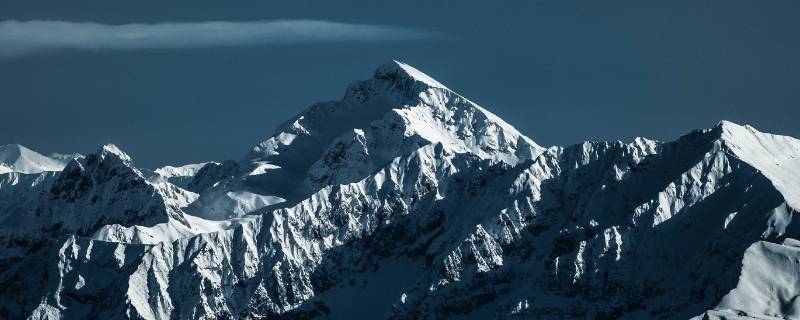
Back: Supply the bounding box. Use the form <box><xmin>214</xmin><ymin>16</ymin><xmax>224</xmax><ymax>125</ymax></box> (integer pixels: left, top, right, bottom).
<box><xmin>1</xmin><ymin>61</ymin><xmax>800</xmax><ymax>320</ymax></box>
<box><xmin>188</xmin><ymin>60</ymin><xmax>542</xmax><ymax>220</ymax></box>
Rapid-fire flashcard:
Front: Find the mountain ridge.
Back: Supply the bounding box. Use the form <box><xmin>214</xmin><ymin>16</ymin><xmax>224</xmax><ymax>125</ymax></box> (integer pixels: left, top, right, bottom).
<box><xmin>0</xmin><ymin>61</ymin><xmax>798</xmax><ymax>320</ymax></box>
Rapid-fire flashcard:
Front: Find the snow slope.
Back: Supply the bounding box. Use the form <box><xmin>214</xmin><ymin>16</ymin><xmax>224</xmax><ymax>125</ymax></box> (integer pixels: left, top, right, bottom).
<box><xmin>151</xmin><ymin>162</ymin><xmax>217</xmax><ymax>190</ymax></box>
<box><xmin>710</xmin><ymin>239</ymin><xmax>800</xmax><ymax>319</ymax></box>
<box><xmin>718</xmin><ymin>121</ymin><xmax>800</xmax><ymax>210</ymax></box>
<box><xmin>0</xmin><ymin>144</ymin><xmax>75</xmax><ymax>173</ymax></box>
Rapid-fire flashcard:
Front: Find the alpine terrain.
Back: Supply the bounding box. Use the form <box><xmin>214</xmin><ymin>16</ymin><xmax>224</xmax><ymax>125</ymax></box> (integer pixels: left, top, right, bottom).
<box><xmin>1</xmin><ymin>61</ymin><xmax>799</xmax><ymax>320</ymax></box>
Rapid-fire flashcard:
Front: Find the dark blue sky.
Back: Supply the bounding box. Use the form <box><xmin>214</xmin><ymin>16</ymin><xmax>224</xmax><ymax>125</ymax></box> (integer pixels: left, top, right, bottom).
<box><xmin>1</xmin><ymin>1</ymin><xmax>798</xmax><ymax>168</ymax></box>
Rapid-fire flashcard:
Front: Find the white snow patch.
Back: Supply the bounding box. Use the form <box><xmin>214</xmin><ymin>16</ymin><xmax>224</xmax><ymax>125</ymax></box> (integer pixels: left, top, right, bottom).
<box><xmin>724</xmin><ymin>211</ymin><xmax>738</xmax><ymax>230</ymax></box>
<box><xmin>716</xmin><ymin>240</ymin><xmax>800</xmax><ymax>318</ymax></box>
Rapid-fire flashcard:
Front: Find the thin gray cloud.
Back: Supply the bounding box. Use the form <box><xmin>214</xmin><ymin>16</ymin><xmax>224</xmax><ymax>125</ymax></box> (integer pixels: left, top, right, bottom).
<box><xmin>0</xmin><ymin>20</ymin><xmax>444</xmax><ymax>57</ymax></box>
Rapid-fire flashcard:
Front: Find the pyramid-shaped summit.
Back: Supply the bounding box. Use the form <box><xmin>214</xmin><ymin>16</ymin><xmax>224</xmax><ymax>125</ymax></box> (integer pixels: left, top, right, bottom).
<box><xmin>249</xmin><ymin>60</ymin><xmax>542</xmax><ymax>165</ymax></box>
<box><xmin>190</xmin><ymin>60</ymin><xmax>544</xmax><ymax>219</ymax></box>
<box><xmin>373</xmin><ymin>59</ymin><xmax>447</xmax><ymax>89</ymax></box>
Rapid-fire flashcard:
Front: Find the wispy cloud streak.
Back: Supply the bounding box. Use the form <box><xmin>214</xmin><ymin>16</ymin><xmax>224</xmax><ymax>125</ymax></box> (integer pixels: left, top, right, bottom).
<box><xmin>0</xmin><ymin>20</ymin><xmax>443</xmax><ymax>57</ymax></box>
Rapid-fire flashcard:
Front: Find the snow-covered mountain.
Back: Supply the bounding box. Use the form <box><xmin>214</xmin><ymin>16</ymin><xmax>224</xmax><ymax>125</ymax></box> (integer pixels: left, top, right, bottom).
<box><xmin>186</xmin><ymin>61</ymin><xmax>542</xmax><ymax>221</ymax></box>
<box><xmin>1</xmin><ymin>61</ymin><xmax>799</xmax><ymax>320</ymax></box>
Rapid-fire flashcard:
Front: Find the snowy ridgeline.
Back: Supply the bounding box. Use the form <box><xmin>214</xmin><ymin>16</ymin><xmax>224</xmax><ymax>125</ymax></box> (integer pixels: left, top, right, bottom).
<box><xmin>1</xmin><ymin>61</ymin><xmax>800</xmax><ymax>320</ymax></box>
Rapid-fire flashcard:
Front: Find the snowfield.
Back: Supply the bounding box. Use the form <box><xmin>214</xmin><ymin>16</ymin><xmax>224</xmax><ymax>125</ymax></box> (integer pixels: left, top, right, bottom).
<box><xmin>1</xmin><ymin>61</ymin><xmax>799</xmax><ymax>319</ymax></box>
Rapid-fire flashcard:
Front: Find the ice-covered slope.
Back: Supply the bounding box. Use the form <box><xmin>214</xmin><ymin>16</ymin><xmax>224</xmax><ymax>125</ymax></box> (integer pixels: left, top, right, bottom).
<box><xmin>718</xmin><ymin>121</ymin><xmax>800</xmax><ymax>210</ymax></box>
<box><xmin>0</xmin><ymin>144</ymin><xmax>75</xmax><ymax>173</ymax></box>
<box><xmin>1</xmin><ymin>61</ymin><xmax>799</xmax><ymax>320</ymax></box>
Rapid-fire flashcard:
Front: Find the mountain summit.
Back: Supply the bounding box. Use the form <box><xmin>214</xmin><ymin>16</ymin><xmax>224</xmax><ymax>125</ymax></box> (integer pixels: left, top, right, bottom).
<box><xmin>0</xmin><ymin>144</ymin><xmax>73</xmax><ymax>174</ymax></box>
<box><xmin>189</xmin><ymin>60</ymin><xmax>542</xmax><ymax>219</ymax></box>
<box><xmin>1</xmin><ymin>61</ymin><xmax>799</xmax><ymax>320</ymax></box>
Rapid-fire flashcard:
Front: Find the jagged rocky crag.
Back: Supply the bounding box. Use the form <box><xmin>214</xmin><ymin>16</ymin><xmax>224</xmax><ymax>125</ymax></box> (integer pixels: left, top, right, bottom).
<box><xmin>1</xmin><ymin>61</ymin><xmax>799</xmax><ymax>320</ymax></box>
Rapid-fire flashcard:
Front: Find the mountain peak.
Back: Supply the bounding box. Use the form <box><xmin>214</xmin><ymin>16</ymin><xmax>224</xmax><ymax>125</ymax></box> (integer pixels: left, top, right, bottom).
<box><xmin>714</xmin><ymin>120</ymin><xmax>778</xmax><ymax>147</ymax></box>
<box><xmin>711</xmin><ymin>120</ymin><xmax>800</xmax><ymax>210</ymax></box>
<box><xmin>715</xmin><ymin>119</ymin><xmax>751</xmax><ymax>133</ymax></box>
<box><xmin>97</xmin><ymin>143</ymin><xmax>133</xmax><ymax>164</ymax></box>
<box><xmin>44</xmin><ymin>143</ymin><xmax>190</xmax><ymax>235</ymax></box>
<box><xmin>219</xmin><ymin>61</ymin><xmax>542</xmax><ymax>219</ymax></box>
<box><xmin>373</xmin><ymin>60</ymin><xmax>446</xmax><ymax>89</ymax></box>
<box><xmin>0</xmin><ymin>143</ymin><xmax>30</xmax><ymax>159</ymax></box>
<box><xmin>716</xmin><ymin>119</ymin><xmax>741</xmax><ymax>128</ymax></box>
<box><xmin>0</xmin><ymin>143</ymin><xmax>69</xmax><ymax>173</ymax></box>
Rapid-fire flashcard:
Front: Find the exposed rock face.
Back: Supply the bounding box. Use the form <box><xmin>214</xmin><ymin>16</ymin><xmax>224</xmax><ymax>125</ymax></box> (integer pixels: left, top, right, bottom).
<box><xmin>1</xmin><ymin>61</ymin><xmax>799</xmax><ymax>320</ymax></box>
